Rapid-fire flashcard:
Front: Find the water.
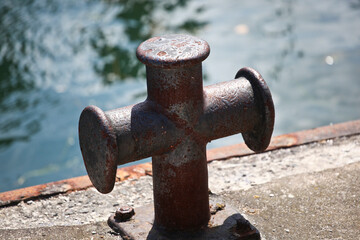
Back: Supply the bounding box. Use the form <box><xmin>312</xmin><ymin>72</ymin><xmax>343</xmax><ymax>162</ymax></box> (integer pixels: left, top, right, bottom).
<box><xmin>0</xmin><ymin>0</ymin><xmax>359</xmax><ymax>192</ymax></box>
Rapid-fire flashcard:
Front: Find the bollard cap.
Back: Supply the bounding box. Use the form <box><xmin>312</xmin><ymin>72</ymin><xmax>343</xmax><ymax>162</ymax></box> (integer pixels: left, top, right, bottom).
<box><xmin>136</xmin><ymin>34</ymin><xmax>210</xmax><ymax>69</ymax></box>
<box><xmin>79</xmin><ymin>105</ymin><xmax>118</xmax><ymax>193</ymax></box>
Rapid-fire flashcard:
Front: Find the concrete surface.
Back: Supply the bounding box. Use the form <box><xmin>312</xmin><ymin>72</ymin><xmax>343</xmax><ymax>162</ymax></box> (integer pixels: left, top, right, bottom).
<box><xmin>0</xmin><ymin>134</ymin><xmax>359</xmax><ymax>239</ymax></box>
<box><xmin>225</xmin><ymin>161</ymin><xmax>360</xmax><ymax>240</ymax></box>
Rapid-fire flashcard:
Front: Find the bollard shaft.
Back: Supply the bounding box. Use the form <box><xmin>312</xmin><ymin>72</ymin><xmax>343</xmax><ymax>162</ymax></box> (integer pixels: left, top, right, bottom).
<box><xmin>145</xmin><ymin>63</ymin><xmax>209</xmax><ymax>230</ymax></box>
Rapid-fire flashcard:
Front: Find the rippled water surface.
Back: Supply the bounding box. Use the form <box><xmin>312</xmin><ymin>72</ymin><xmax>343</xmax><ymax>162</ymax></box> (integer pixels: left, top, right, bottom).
<box><xmin>1</xmin><ymin>0</ymin><xmax>359</xmax><ymax>192</ymax></box>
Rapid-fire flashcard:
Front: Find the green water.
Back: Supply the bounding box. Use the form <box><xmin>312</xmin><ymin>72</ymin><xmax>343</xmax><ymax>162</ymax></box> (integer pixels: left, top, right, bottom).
<box><xmin>0</xmin><ymin>0</ymin><xmax>359</xmax><ymax>192</ymax></box>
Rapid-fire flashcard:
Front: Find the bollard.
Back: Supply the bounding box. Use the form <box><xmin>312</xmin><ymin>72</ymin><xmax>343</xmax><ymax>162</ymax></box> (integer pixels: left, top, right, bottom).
<box><xmin>79</xmin><ymin>34</ymin><xmax>274</xmax><ymax>236</ymax></box>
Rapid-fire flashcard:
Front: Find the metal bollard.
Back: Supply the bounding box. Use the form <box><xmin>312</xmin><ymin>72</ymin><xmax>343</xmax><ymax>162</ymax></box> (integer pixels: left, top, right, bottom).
<box><xmin>79</xmin><ymin>34</ymin><xmax>274</xmax><ymax>233</ymax></box>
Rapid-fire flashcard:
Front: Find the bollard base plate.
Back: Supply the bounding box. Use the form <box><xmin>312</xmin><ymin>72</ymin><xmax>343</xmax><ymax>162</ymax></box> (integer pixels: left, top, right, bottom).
<box><xmin>108</xmin><ymin>195</ymin><xmax>261</xmax><ymax>240</ymax></box>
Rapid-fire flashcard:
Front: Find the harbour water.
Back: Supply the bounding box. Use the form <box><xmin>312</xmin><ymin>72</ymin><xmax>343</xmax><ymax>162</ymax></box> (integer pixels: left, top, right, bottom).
<box><xmin>0</xmin><ymin>0</ymin><xmax>359</xmax><ymax>192</ymax></box>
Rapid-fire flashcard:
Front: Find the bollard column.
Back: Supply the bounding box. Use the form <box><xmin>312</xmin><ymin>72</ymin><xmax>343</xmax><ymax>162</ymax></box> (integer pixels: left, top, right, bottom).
<box><xmin>137</xmin><ymin>35</ymin><xmax>210</xmax><ymax>230</ymax></box>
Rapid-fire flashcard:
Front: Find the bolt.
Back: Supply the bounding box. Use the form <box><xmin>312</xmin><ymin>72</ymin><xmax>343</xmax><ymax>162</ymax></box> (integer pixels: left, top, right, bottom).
<box><xmin>114</xmin><ymin>206</ymin><xmax>135</xmax><ymax>222</ymax></box>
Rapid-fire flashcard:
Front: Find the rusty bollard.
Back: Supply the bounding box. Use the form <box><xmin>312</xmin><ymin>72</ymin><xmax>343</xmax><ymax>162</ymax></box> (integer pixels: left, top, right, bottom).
<box><xmin>79</xmin><ymin>34</ymin><xmax>274</xmax><ymax>236</ymax></box>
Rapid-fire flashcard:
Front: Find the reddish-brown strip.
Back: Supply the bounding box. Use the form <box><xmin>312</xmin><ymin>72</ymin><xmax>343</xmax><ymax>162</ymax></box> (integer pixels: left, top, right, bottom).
<box><xmin>207</xmin><ymin>119</ymin><xmax>360</xmax><ymax>162</ymax></box>
<box><xmin>0</xmin><ymin>163</ymin><xmax>152</xmax><ymax>207</ymax></box>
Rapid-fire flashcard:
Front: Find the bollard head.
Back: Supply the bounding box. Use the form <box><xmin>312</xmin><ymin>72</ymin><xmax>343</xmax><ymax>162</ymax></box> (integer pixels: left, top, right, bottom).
<box><xmin>136</xmin><ymin>34</ymin><xmax>210</xmax><ymax>69</ymax></box>
<box><xmin>235</xmin><ymin>67</ymin><xmax>275</xmax><ymax>152</ymax></box>
<box><xmin>79</xmin><ymin>105</ymin><xmax>118</xmax><ymax>193</ymax></box>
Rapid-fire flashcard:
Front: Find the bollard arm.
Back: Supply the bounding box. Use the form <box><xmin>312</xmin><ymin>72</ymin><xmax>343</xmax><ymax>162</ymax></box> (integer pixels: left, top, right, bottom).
<box><xmin>79</xmin><ymin>102</ymin><xmax>180</xmax><ymax>194</ymax></box>
<box><xmin>235</xmin><ymin>67</ymin><xmax>275</xmax><ymax>152</ymax></box>
<box><xmin>198</xmin><ymin>67</ymin><xmax>275</xmax><ymax>153</ymax></box>
<box><xmin>79</xmin><ymin>105</ymin><xmax>119</xmax><ymax>193</ymax></box>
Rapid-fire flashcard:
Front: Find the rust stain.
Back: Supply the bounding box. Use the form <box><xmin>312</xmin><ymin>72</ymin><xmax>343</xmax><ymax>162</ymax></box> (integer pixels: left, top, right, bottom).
<box><xmin>144</xmin><ymin>49</ymin><xmax>153</xmax><ymax>54</ymax></box>
<box><xmin>157</xmin><ymin>51</ymin><xmax>167</xmax><ymax>56</ymax></box>
<box><xmin>270</xmin><ymin>134</ymin><xmax>298</xmax><ymax>148</ymax></box>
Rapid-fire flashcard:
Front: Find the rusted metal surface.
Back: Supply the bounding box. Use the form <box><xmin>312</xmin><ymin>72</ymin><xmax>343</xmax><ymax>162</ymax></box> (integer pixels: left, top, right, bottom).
<box><xmin>207</xmin><ymin>119</ymin><xmax>360</xmax><ymax>162</ymax></box>
<box><xmin>136</xmin><ymin>34</ymin><xmax>210</xmax><ymax>69</ymax></box>
<box><xmin>79</xmin><ymin>34</ymin><xmax>275</xmax><ymax>232</ymax></box>
<box><xmin>235</xmin><ymin>68</ymin><xmax>275</xmax><ymax>152</ymax></box>
<box><xmin>114</xmin><ymin>206</ymin><xmax>135</xmax><ymax>222</ymax></box>
<box><xmin>107</xmin><ymin>195</ymin><xmax>260</xmax><ymax>240</ymax></box>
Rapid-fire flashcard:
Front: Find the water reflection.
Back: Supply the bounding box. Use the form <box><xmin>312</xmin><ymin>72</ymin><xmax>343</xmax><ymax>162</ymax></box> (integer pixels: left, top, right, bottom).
<box><xmin>350</xmin><ymin>0</ymin><xmax>360</xmax><ymax>9</ymax></box>
<box><xmin>94</xmin><ymin>0</ymin><xmax>208</xmax><ymax>84</ymax></box>
<box><xmin>260</xmin><ymin>0</ymin><xmax>299</xmax><ymax>81</ymax></box>
<box><xmin>0</xmin><ymin>1</ymin><xmax>49</xmax><ymax>148</ymax></box>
